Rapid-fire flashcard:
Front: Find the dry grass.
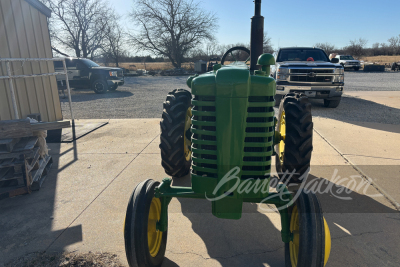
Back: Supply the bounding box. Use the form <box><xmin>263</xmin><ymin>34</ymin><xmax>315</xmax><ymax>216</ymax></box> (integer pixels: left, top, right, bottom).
<box><xmin>6</xmin><ymin>252</ymin><xmax>124</xmax><ymax>267</ymax></box>
<box><xmin>111</xmin><ymin>62</ymin><xmax>194</xmax><ymax>71</ymax></box>
<box><xmin>360</xmin><ymin>55</ymin><xmax>400</xmax><ymax>64</ymax></box>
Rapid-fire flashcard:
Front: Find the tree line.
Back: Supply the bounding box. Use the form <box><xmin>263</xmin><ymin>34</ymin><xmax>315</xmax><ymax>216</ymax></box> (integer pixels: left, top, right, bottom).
<box><xmin>44</xmin><ymin>0</ymin><xmax>400</xmax><ymax>68</ymax></box>
<box><xmin>316</xmin><ymin>34</ymin><xmax>400</xmax><ymax>59</ymax></box>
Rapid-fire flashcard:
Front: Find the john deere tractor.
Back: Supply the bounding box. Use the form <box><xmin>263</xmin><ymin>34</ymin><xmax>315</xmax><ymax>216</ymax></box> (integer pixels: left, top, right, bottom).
<box><xmin>124</xmin><ymin>1</ymin><xmax>331</xmax><ymax>266</ymax></box>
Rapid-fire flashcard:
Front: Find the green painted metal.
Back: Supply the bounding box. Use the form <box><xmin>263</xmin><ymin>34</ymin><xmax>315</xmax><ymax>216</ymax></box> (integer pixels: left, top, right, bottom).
<box><xmin>155</xmin><ymin>178</ymin><xmax>292</xmax><ymax>242</ymax></box>
<box><xmin>158</xmin><ymin>53</ymin><xmax>287</xmax><ymax>225</ymax></box>
<box><xmin>257</xmin><ymin>54</ymin><xmax>275</xmax><ymax>76</ymax></box>
<box><xmin>188</xmin><ymin>54</ymin><xmax>276</xmax><ymax>219</ymax></box>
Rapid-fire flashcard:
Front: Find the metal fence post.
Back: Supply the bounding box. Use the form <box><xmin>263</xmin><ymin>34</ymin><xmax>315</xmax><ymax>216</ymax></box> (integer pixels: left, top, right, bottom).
<box><xmin>62</xmin><ymin>59</ymin><xmax>74</xmax><ymax>121</ymax></box>
<box><xmin>6</xmin><ymin>61</ymin><xmax>20</xmax><ymax>119</ymax></box>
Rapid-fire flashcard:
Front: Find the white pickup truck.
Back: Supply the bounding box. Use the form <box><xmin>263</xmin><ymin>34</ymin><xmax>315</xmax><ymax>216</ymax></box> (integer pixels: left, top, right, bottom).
<box><xmin>334</xmin><ymin>55</ymin><xmax>361</xmax><ymax>71</ymax></box>
<box><xmin>273</xmin><ymin>47</ymin><xmax>344</xmax><ymax>108</ymax></box>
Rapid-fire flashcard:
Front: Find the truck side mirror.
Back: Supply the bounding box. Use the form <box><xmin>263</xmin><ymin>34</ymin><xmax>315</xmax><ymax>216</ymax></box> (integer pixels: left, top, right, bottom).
<box><xmin>331</xmin><ymin>58</ymin><xmax>339</xmax><ymax>63</ymax></box>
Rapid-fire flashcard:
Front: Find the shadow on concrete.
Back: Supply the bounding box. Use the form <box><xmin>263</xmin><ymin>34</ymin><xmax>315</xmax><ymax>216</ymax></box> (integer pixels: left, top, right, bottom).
<box><xmin>162</xmin><ymin>257</ymin><xmax>180</xmax><ymax>267</ymax></box>
<box><xmin>309</xmin><ymin>96</ymin><xmax>400</xmax><ymax>134</ymax></box>
<box><xmin>168</xmin><ymin>168</ymin><xmax>399</xmax><ymax>267</ymax></box>
<box><xmin>0</xmin><ymin>136</ymin><xmax>81</xmax><ymax>265</ymax></box>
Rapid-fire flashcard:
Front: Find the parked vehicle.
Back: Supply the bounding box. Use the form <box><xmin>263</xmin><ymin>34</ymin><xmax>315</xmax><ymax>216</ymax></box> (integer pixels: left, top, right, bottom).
<box><xmin>272</xmin><ymin>47</ymin><xmax>344</xmax><ymax>108</ymax></box>
<box><xmin>207</xmin><ymin>57</ymin><xmax>220</xmax><ymax>72</ymax></box>
<box><xmin>335</xmin><ymin>55</ymin><xmax>361</xmax><ymax>71</ymax></box>
<box><xmin>54</xmin><ymin>58</ymin><xmax>124</xmax><ymax>94</ymax></box>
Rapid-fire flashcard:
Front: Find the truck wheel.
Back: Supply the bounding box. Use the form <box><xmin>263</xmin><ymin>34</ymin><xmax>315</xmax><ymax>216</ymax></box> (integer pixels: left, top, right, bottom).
<box><xmin>92</xmin><ymin>79</ymin><xmax>108</xmax><ymax>94</ymax></box>
<box><xmin>124</xmin><ymin>179</ymin><xmax>167</xmax><ymax>267</ymax></box>
<box><xmin>110</xmin><ymin>84</ymin><xmax>118</xmax><ymax>91</ymax></box>
<box><xmin>160</xmin><ymin>89</ymin><xmax>192</xmax><ymax>178</ymax></box>
<box><xmin>275</xmin><ymin>95</ymin><xmax>283</xmax><ymax>107</ymax></box>
<box><xmin>323</xmin><ymin>98</ymin><xmax>341</xmax><ymax>108</ymax></box>
<box><xmin>284</xmin><ymin>190</ymin><xmax>331</xmax><ymax>267</ymax></box>
<box><xmin>275</xmin><ymin>93</ymin><xmax>313</xmax><ymax>183</ymax></box>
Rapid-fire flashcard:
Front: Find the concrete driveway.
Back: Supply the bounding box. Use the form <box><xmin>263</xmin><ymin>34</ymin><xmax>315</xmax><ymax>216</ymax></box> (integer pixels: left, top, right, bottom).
<box><xmin>1</xmin><ymin>92</ymin><xmax>400</xmax><ymax>267</ymax></box>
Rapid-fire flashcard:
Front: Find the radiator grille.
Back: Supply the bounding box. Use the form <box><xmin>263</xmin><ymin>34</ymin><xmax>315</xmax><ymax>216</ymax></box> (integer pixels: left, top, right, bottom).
<box><xmin>191</xmin><ymin>96</ymin><xmax>218</xmax><ymax>178</ymax></box>
<box><xmin>191</xmin><ymin>94</ymin><xmax>275</xmax><ymax>181</ymax></box>
<box><xmin>242</xmin><ymin>95</ymin><xmax>274</xmax><ymax>180</ymax></box>
<box><xmin>290</xmin><ymin>75</ymin><xmax>333</xmax><ymax>82</ymax></box>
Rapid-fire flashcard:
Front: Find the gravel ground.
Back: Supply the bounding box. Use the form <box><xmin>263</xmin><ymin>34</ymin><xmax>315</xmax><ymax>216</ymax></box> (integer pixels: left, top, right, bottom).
<box><xmin>61</xmin><ymin>76</ymin><xmax>187</xmax><ymax>119</ymax></box>
<box><xmin>5</xmin><ymin>251</ymin><xmax>124</xmax><ymax>267</ymax></box>
<box><xmin>344</xmin><ymin>71</ymin><xmax>400</xmax><ymax>91</ymax></box>
<box><xmin>60</xmin><ymin>72</ymin><xmax>400</xmax><ymax>125</ymax></box>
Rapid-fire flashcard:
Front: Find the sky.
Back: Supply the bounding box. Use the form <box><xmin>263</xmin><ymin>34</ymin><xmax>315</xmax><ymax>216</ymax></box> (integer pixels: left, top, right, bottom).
<box><xmin>111</xmin><ymin>0</ymin><xmax>400</xmax><ymax>51</ymax></box>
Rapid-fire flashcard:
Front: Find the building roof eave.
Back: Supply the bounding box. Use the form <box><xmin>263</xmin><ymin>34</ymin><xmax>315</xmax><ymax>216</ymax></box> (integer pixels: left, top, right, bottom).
<box><xmin>25</xmin><ymin>0</ymin><xmax>51</xmax><ymax>18</ymax></box>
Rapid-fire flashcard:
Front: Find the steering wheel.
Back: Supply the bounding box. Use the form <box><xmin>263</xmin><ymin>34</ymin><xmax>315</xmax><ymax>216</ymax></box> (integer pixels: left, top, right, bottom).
<box><xmin>221</xmin><ymin>46</ymin><xmax>251</xmax><ymax>65</ymax></box>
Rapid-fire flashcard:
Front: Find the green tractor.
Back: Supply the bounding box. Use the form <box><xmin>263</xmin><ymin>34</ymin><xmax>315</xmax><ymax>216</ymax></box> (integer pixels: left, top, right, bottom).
<box><xmin>124</xmin><ymin>1</ymin><xmax>331</xmax><ymax>266</ymax></box>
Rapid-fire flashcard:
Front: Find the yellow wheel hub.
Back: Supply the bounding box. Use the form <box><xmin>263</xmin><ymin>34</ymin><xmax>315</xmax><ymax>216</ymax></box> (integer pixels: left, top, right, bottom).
<box><xmin>278</xmin><ymin>110</ymin><xmax>286</xmax><ymax>165</ymax></box>
<box><xmin>289</xmin><ymin>205</ymin><xmax>332</xmax><ymax>267</ymax></box>
<box><xmin>324</xmin><ymin>218</ymin><xmax>331</xmax><ymax>266</ymax></box>
<box><xmin>289</xmin><ymin>205</ymin><xmax>300</xmax><ymax>267</ymax></box>
<box><xmin>148</xmin><ymin>197</ymin><xmax>162</xmax><ymax>258</ymax></box>
<box><xmin>184</xmin><ymin>107</ymin><xmax>192</xmax><ymax>161</ymax></box>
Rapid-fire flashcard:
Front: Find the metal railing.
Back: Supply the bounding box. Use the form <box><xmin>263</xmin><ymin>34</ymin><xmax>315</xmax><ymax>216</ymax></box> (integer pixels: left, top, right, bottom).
<box><xmin>0</xmin><ymin>58</ymin><xmax>74</xmax><ymax>121</ymax></box>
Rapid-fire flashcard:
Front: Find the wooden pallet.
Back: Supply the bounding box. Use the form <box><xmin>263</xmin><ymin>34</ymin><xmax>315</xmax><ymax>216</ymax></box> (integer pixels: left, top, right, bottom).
<box><xmin>0</xmin><ymin>138</ymin><xmax>20</xmax><ymax>153</ymax></box>
<box><xmin>0</xmin><ymin>136</ymin><xmax>52</xmax><ymax>200</ymax></box>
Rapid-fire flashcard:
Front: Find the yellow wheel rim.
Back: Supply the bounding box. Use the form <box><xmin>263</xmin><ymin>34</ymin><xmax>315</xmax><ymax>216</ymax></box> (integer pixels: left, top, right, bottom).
<box><xmin>278</xmin><ymin>110</ymin><xmax>286</xmax><ymax>165</ymax></box>
<box><xmin>148</xmin><ymin>197</ymin><xmax>162</xmax><ymax>258</ymax></box>
<box><xmin>289</xmin><ymin>205</ymin><xmax>300</xmax><ymax>267</ymax></box>
<box><xmin>184</xmin><ymin>107</ymin><xmax>192</xmax><ymax>161</ymax></box>
<box><xmin>324</xmin><ymin>217</ymin><xmax>331</xmax><ymax>266</ymax></box>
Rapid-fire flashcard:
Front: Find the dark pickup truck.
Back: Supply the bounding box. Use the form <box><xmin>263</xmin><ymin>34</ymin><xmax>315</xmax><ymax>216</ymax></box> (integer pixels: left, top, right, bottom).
<box><xmin>54</xmin><ymin>58</ymin><xmax>124</xmax><ymax>94</ymax></box>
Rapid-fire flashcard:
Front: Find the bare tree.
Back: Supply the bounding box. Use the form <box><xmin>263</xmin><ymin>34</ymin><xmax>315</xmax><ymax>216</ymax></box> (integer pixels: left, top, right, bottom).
<box><xmin>388</xmin><ymin>35</ymin><xmax>400</xmax><ymax>55</ymax></box>
<box><xmin>45</xmin><ymin>0</ymin><xmax>116</xmax><ymax>59</ymax></box>
<box><xmin>263</xmin><ymin>32</ymin><xmax>274</xmax><ymax>54</ymax></box>
<box><xmin>371</xmin><ymin>42</ymin><xmax>380</xmax><ymax>56</ymax></box>
<box><xmin>314</xmin><ymin>42</ymin><xmax>336</xmax><ymax>55</ymax></box>
<box><xmin>380</xmin><ymin>43</ymin><xmax>390</xmax><ymax>55</ymax></box>
<box><xmin>345</xmin><ymin>38</ymin><xmax>368</xmax><ymax>58</ymax></box>
<box><xmin>102</xmin><ymin>19</ymin><xmax>126</xmax><ymax>67</ymax></box>
<box><xmin>129</xmin><ymin>0</ymin><xmax>218</xmax><ymax>68</ymax></box>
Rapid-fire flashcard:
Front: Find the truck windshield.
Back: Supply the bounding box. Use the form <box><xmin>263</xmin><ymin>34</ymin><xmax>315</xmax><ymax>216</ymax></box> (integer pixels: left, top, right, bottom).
<box><xmin>277</xmin><ymin>49</ymin><xmax>329</xmax><ymax>62</ymax></box>
<box><xmin>81</xmin><ymin>59</ymin><xmax>100</xmax><ymax>68</ymax></box>
<box><xmin>340</xmin><ymin>56</ymin><xmax>354</xmax><ymax>60</ymax></box>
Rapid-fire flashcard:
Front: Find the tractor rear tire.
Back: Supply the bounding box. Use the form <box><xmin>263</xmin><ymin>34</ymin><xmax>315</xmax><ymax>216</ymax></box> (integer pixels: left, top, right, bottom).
<box><xmin>160</xmin><ymin>89</ymin><xmax>192</xmax><ymax>178</ymax></box>
<box><xmin>275</xmin><ymin>93</ymin><xmax>313</xmax><ymax>183</ymax></box>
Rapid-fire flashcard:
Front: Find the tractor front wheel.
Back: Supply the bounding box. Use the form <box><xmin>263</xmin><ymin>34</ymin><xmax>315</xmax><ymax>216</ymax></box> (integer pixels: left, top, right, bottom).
<box><xmin>275</xmin><ymin>93</ymin><xmax>313</xmax><ymax>183</ymax></box>
<box><xmin>124</xmin><ymin>179</ymin><xmax>167</xmax><ymax>267</ymax></box>
<box><xmin>284</xmin><ymin>190</ymin><xmax>331</xmax><ymax>267</ymax></box>
<box><xmin>160</xmin><ymin>89</ymin><xmax>192</xmax><ymax>178</ymax></box>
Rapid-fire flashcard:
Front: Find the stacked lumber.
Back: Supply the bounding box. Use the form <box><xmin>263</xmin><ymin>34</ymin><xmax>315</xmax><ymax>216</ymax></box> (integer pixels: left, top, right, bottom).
<box><xmin>0</xmin><ymin>136</ymin><xmax>53</xmax><ymax>200</ymax></box>
<box><xmin>0</xmin><ymin>118</ymin><xmax>69</xmax><ymax>200</ymax></box>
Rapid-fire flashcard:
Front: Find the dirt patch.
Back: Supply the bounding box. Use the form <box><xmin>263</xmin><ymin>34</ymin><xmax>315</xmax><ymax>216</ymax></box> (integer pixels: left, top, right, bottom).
<box><xmin>361</xmin><ymin>55</ymin><xmax>400</xmax><ymax>64</ymax></box>
<box><xmin>5</xmin><ymin>252</ymin><xmax>125</xmax><ymax>267</ymax></box>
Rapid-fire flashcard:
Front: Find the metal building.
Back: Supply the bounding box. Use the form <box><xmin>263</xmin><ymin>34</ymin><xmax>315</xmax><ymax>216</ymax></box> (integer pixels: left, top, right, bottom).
<box><xmin>0</xmin><ymin>0</ymin><xmax>62</xmax><ymax>122</ymax></box>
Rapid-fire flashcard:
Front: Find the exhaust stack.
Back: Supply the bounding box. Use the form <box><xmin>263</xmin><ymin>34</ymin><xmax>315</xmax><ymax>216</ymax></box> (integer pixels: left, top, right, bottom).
<box><xmin>250</xmin><ymin>0</ymin><xmax>264</xmax><ymax>71</ymax></box>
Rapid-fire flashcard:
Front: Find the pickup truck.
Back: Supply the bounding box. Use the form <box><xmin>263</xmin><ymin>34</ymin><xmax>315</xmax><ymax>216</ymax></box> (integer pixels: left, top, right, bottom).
<box><xmin>54</xmin><ymin>58</ymin><xmax>124</xmax><ymax>94</ymax></box>
<box><xmin>334</xmin><ymin>55</ymin><xmax>361</xmax><ymax>71</ymax></box>
<box><xmin>273</xmin><ymin>47</ymin><xmax>344</xmax><ymax>108</ymax></box>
